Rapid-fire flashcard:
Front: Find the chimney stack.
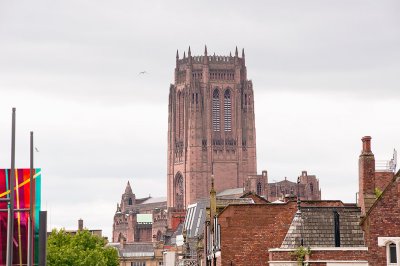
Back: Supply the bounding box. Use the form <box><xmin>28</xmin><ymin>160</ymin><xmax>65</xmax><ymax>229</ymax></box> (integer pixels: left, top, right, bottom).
<box><xmin>359</xmin><ymin>136</ymin><xmax>376</xmax><ymax>215</ymax></box>
<box><xmin>78</xmin><ymin>219</ymin><xmax>83</xmax><ymax>231</ymax></box>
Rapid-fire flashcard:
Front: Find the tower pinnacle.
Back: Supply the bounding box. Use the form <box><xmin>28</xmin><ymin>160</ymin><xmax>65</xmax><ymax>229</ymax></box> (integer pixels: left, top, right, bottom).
<box><xmin>125</xmin><ymin>181</ymin><xmax>132</xmax><ymax>194</ymax></box>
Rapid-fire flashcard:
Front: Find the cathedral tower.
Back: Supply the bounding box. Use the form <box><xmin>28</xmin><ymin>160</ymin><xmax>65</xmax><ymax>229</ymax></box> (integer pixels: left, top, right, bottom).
<box><xmin>167</xmin><ymin>46</ymin><xmax>257</xmax><ymax>209</ymax></box>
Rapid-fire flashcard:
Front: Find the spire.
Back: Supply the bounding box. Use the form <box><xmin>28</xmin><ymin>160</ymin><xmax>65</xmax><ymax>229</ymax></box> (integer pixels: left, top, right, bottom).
<box><xmin>242</xmin><ymin>48</ymin><xmax>245</xmax><ymax>58</ymax></box>
<box><xmin>203</xmin><ymin>45</ymin><xmax>209</xmax><ymax>64</ymax></box>
<box><xmin>176</xmin><ymin>49</ymin><xmax>179</xmax><ymax>59</ymax></box>
<box><xmin>210</xmin><ymin>175</ymin><xmax>217</xmax><ymax>231</ymax></box>
<box><xmin>125</xmin><ymin>181</ymin><xmax>133</xmax><ymax>194</ymax></box>
<box><xmin>183</xmin><ymin>51</ymin><xmax>186</xmax><ymax>59</ymax></box>
<box><xmin>230</xmin><ymin>51</ymin><xmax>232</xmax><ymax>57</ymax></box>
<box><xmin>188</xmin><ymin>46</ymin><xmax>191</xmax><ymax>57</ymax></box>
<box><xmin>235</xmin><ymin>46</ymin><xmax>238</xmax><ymax>57</ymax></box>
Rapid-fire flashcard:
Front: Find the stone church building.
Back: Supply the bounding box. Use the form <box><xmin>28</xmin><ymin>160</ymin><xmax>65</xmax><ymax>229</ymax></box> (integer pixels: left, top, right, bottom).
<box><xmin>112</xmin><ymin>182</ymin><xmax>167</xmax><ymax>243</ymax></box>
<box><xmin>167</xmin><ymin>46</ymin><xmax>320</xmax><ymax>209</ymax></box>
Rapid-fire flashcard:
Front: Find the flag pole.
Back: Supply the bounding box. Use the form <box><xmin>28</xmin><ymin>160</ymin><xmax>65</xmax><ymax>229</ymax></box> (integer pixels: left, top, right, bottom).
<box><xmin>6</xmin><ymin>107</ymin><xmax>16</xmax><ymax>266</ymax></box>
<box><xmin>27</xmin><ymin>131</ymin><xmax>34</xmax><ymax>266</ymax></box>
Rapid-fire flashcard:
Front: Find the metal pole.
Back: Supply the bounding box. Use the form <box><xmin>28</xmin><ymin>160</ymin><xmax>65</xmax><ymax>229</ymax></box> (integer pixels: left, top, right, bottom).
<box><xmin>38</xmin><ymin>211</ymin><xmax>47</xmax><ymax>266</ymax></box>
<box><xmin>28</xmin><ymin>131</ymin><xmax>34</xmax><ymax>266</ymax></box>
<box><xmin>27</xmin><ymin>217</ymin><xmax>31</xmax><ymax>266</ymax></box>
<box><xmin>6</xmin><ymin>107</ymin><xmax>16</xmax><ymax>266</ymax></box>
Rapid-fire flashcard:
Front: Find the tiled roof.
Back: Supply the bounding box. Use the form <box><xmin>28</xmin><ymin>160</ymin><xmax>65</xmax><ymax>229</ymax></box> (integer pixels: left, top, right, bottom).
<box><xmin>281</xmin><ymin>206</ymin><xmax>365</xmax><ymax>248</ymax></box>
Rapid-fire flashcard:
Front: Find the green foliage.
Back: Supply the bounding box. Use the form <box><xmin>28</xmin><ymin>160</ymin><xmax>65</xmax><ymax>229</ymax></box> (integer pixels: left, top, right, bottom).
<box><xmin>47</xmin><ymin>229</ymin><xmax>119</xmax><ymax>266</ymax></box>
<box><xmin>374</xmin><ymin>187</ymin><xmax>383</xmax><ymax>198</ymax></box>
<box><xmin>291</xmin><ymin>246</ymin><xmax>311</xmax><ymax>265</ymax></box>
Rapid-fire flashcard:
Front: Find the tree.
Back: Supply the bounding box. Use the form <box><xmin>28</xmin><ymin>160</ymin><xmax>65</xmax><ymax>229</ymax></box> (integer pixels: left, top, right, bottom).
<box><xmin>47</xmin><ymin>229</ymin><xmax>119</xmax><ymax>266</ymax></box>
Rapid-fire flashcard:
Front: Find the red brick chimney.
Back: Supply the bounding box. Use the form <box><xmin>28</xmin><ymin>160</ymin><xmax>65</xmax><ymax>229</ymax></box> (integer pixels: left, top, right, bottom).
<box><xmin>358</xmin><ymin>136</ymin><xmax>376</xmax><ymax>215</ymax></box>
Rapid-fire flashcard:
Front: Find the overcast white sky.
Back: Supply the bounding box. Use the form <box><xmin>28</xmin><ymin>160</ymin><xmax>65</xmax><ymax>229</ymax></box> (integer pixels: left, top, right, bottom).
<box><xmin>0</xmin><ymin>0</ymin><xmax>399</xmax><ymax>239</ymax></box>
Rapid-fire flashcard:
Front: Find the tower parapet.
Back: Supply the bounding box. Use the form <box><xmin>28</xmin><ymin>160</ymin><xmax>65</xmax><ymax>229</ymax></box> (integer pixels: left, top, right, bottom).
<box><xmin>175</xmin><ymin>47</ymin><xmax>247</xmax><ymax>85</ymax></box>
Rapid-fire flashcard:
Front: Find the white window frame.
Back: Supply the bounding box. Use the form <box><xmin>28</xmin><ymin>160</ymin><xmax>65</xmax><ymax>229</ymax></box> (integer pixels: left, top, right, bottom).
<box><xmin>378</xmin><ymin>237</ymin><xmax>400</xmax><ymax>266</ymax></box>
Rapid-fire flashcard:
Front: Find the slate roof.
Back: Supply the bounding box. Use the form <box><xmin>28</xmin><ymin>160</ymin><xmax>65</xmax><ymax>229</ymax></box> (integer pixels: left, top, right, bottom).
<box><xmin>184</xmin><ymin>200</ymin><xmax>208</xmax><ymax>238</ymax></box>
<box><xmin>114</xmin><ymin>242</ymin><xmax>155</xmax><ymax>257</ymax></box>
<box><xmin>281</xmin><ymin>206</ymin><xmax>365</xmax><ymax>248</ymax></box>
<box><xmin>139</xmin><ymin>196</ymin><xmax>167</xmax><ymax>204</ymax></box>
<box><xmin>216</xmin><ymin>187</ymin><xmax>244</xmax><ymax>197</ymax></box>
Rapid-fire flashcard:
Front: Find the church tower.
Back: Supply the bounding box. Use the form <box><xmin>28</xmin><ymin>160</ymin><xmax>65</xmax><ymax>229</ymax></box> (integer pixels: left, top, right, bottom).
<box><xmin>167</xmin><ymin>46</ymin><xmax>257</xmax><ymax>209</ymax></box>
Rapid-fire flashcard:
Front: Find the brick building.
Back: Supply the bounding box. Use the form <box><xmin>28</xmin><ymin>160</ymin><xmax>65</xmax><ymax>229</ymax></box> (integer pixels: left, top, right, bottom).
<box><xmin>167</xmin><ymin>47</ymin><xmax>257</xmax><ymax>209</ymax></box>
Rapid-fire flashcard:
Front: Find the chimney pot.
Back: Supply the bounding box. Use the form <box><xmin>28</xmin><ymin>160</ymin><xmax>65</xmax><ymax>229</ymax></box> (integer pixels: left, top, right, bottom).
<box><xmin>362</xmin><ymin>136</ymin><xmax>372</xmax><ymax>154</ymax></box>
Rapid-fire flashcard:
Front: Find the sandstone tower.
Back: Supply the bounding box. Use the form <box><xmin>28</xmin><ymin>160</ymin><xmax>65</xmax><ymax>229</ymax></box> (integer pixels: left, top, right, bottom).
<box><xmin>167</xmin><ymin>46</ymin><xmax>257</xmax><ymax>209</ymax></box>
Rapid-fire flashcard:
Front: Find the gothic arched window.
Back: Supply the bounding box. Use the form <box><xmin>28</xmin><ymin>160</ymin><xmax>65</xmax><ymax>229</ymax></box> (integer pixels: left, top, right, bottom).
<box><xmin>212</xmin><ymin>89</ymin><xmax>220</xmax><ymax>131</ymax></box>
<box><xmin>179</xmin><ymin>92</ymin><xmax>184</xmax><ymax>138</ymax></box>
<box><xmin>224</xmin><ymin>89</ymin><xmax>232</xmax><ymax>131</ymax></box>
<box><xmin>128</xmin><ymin>198</ymin><xmax>132</xmax><ymax>205</ymax></box>
<box><xmin>175</xmin><ymin>172</ymin><xmax>184</xmax><ymax>210</ymax></box>
<box><xmin>257</xmin><ymin>182</ymin><xmax>262</xmax><ymax>195</ymax></box>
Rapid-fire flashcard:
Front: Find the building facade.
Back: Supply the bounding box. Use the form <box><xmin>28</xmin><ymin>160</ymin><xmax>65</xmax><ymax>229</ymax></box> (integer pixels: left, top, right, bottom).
<box><xmin>112</xmin><ymin>182</ymin><xmax>167</xmax><ymax>243</ymax></box>
<box><xmin>167</xmin><ymin>46</ymin><xmax>257</xmax><ymax>209</ymax></box>
<box><xmin>244</xmin><ymin>170</ymin><xmax>321</xmax><ymax>201</ymax></box>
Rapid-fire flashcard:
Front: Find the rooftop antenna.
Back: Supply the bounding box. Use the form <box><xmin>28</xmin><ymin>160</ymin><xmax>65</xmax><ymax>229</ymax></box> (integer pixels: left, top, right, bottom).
<box><xmin>391</xmin><ymin>149</ymin><xmax>397</xmax><ymax>172</ymax></box>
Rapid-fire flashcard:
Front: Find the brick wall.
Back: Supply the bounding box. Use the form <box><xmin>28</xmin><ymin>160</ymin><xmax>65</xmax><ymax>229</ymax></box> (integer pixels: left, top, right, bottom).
<box><xmin>374</xmin><ymin>171</ymin><xmax>394</xmax><ymax>191</ymax></box>
<box><xmin>362</xmin><ymin>175</ymin><xmax>400</xmax><ymax>265</ymax></box>
<box><xmin>269</xmin><ymin>248</ymin><xmax>368</xmax><ymax>265</ymax></box>
<box><xmin>218</xmin><ymin>202</ymin><xmax>297</xmax><ymax>266</ymax></box>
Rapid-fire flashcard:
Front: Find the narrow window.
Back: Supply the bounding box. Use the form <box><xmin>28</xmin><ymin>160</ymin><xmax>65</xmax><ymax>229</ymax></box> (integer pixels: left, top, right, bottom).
<box><xmin>179</xmin><ymin>92</ymin><xmax>184</xmax><ymax>138</ymax></box>
<box><xmin>333</xmin><ymin>210</ymin><xmax>340</xmax><ymax>247</ymax></box>
<box><xmin>389</xmin><ymin>243</ymin><xmax>397</xmax><ymax>263</ymax></box>
<box><xmin>224</xmin><ymin>89</ymin><xmax>232</xmax><ymax>131</ymax></box>
<box><xmin>212</xmin><ymin>89</ymin><xmax>220</xmax><ymax>131</ymax></box>
<box><xmin>128</xmin><ymin>198</ymin><xmax>132</xmax><ymax>205</ymax></box>
<box><xmin>257</xmin><ymin>182</ymin><xmax>262</xmax><ymax>195</ymax></box>
<box><xmin>175</xmin><ymin>173</ymin><xmax>184</xmax><ymax>209</ymax></box>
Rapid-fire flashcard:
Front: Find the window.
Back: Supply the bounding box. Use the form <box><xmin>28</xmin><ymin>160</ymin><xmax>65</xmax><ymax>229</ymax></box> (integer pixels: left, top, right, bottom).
<box><xmin>131</xmin><ymin>262</ymin><xmax>146</xmax><ymax>266</ymax></box>
<box><xmin>390</xmin><ymin>243</ymin><xmax>397</xmax><ymax>264</ymax></box>
<box><xmin>128</xmin><ymin>198</ymin><xmax>132</xmax><ymax>205</ymax></box>
<box><xmin>378</xmin><ymin>237</ymin><xmax>400</xmax><ymax>265</ymax></box>
<box><xmin>174</xmin><ymin>172</ymin><xmax>184</xmax><ymax>209</ymax></box>
<box><xmin>257</xmin><ymin>182</ymin><xmax>262</xmax><ymax>195</ymax></box>
<box><xmin>224</xmin><ymin>89</ymin><xmax>232</xmax><ymax>131</ymax></box>
<box><xmin>212</xmin><ymin>89</ymin><xmax>220</xmax><ymax>131</ymax></box>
